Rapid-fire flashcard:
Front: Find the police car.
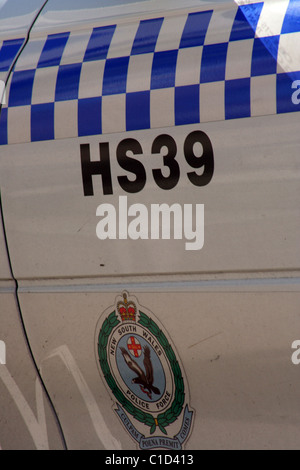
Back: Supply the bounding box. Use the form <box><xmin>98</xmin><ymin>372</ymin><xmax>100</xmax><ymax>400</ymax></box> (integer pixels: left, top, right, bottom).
<box><xmin>0</xmin><ymin>0</ymin><xmax>299</xmax><ymax>450</ymax></box>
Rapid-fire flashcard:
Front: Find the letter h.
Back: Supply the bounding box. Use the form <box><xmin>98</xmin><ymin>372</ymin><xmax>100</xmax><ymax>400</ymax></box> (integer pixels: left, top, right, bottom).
<box><xmin>80</xmin><ymin>143</ymin><xmax>113</xmax><ymax>196</ymax></box>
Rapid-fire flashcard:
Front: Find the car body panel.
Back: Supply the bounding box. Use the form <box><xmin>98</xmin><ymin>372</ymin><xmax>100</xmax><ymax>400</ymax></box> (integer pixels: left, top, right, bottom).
<box><xmin>0</xmin><ymin>0</ymin><xmax>65</xmax><ymax>450</ymax></box>
<box><xmin>0</xmin><ymin>0</ymin><xmax>49</xmax><ymax>102</ymax></box>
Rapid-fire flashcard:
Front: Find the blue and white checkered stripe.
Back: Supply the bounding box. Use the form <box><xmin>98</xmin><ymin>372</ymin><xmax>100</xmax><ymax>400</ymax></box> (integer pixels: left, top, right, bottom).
<box><xmin>0</xmin><ymin>37</ymin><xmax>24</xmax><ymax>73</ymax></box>
<box><xmin>0</xmin><ymin>36</ymin><xmax>24</xmax><ymax>134</ymax></box>
<box><xmin>0</xmin><ymin>0</ymin><xmax>300</xmax><ymax>145</ymax></box>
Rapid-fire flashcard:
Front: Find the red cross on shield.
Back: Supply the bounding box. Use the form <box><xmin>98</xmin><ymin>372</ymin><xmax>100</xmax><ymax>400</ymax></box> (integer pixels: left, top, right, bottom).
<box><xmin>127</xmin><ymin>336</ymin><xmax>142</xmax><ymax>358</ymax></box>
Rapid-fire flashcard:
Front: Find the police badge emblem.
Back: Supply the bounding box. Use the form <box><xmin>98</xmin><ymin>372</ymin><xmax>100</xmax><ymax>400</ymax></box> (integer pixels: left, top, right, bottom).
<box><xmin>95</xmin><ymin>292</ymin><xmax>194</xmax><ymax>450</ymax></box>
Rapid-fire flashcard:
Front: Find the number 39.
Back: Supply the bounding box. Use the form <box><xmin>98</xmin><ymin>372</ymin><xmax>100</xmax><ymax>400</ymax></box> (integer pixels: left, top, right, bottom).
<box><xmin>81</xmin><ymin>130</ymin><xmax>214</xmax><ymax>196</ymax></box>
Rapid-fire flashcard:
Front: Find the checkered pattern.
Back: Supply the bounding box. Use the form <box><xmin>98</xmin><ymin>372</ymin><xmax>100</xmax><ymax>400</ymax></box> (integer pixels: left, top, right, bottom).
<box><xmin>0</xmin><ymin>37</ymin><xmax>24</xmax><ymax>74</ymax></box>
<box><xmin>0</xmin><ymin>37</ymin><xmax>25</xmax><ymax>142</ymax></box>
<box><xmin>1</xmin><ymin>0</ymin><xmax>300</xmax><ymax>145</ymax></box>
<box><xmin>0</xmin><ymin>37</ymin><xmax>24</xmax><ymax>95</ymax></box>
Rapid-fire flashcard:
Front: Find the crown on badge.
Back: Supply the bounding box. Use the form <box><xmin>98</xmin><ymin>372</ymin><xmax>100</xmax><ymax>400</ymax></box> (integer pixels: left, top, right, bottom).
<box><xmin>117</xmin><ymin>292</ymin><xmax>137</xmax><ymax>322</ymax></box>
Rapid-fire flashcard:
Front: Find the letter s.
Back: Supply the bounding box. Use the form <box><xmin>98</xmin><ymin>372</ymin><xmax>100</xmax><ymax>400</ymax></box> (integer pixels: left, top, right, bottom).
<box><xmin>291</xmin><ymin>340</ymin><xmax>300</xmax><ymax>365</ymax></box>
<box><xmin>117</xmin><ymin>139</ymin><xmax>146</xmax><ymax>193</ymax></box>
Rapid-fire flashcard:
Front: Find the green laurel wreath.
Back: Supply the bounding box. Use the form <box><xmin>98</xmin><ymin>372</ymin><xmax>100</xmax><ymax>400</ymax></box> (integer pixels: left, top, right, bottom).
<box><xmin>98</xmin><ymin>310</ymin><xmax>185</xmax><ymax>435</ymax></box>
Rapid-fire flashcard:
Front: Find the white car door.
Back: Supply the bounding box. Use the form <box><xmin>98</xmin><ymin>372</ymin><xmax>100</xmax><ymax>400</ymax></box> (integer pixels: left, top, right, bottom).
<box><xmin>0</xmin><ymin>0</ymin><xmax>65</xmax><ymax>450</ymax></box>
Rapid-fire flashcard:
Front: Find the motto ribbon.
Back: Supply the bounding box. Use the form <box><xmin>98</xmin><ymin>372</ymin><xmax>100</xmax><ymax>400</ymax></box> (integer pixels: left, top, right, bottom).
<box><xmin>116</xmin><ymin>404</ymin><xmax>193</xmax><ymax>450</ymax></box>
